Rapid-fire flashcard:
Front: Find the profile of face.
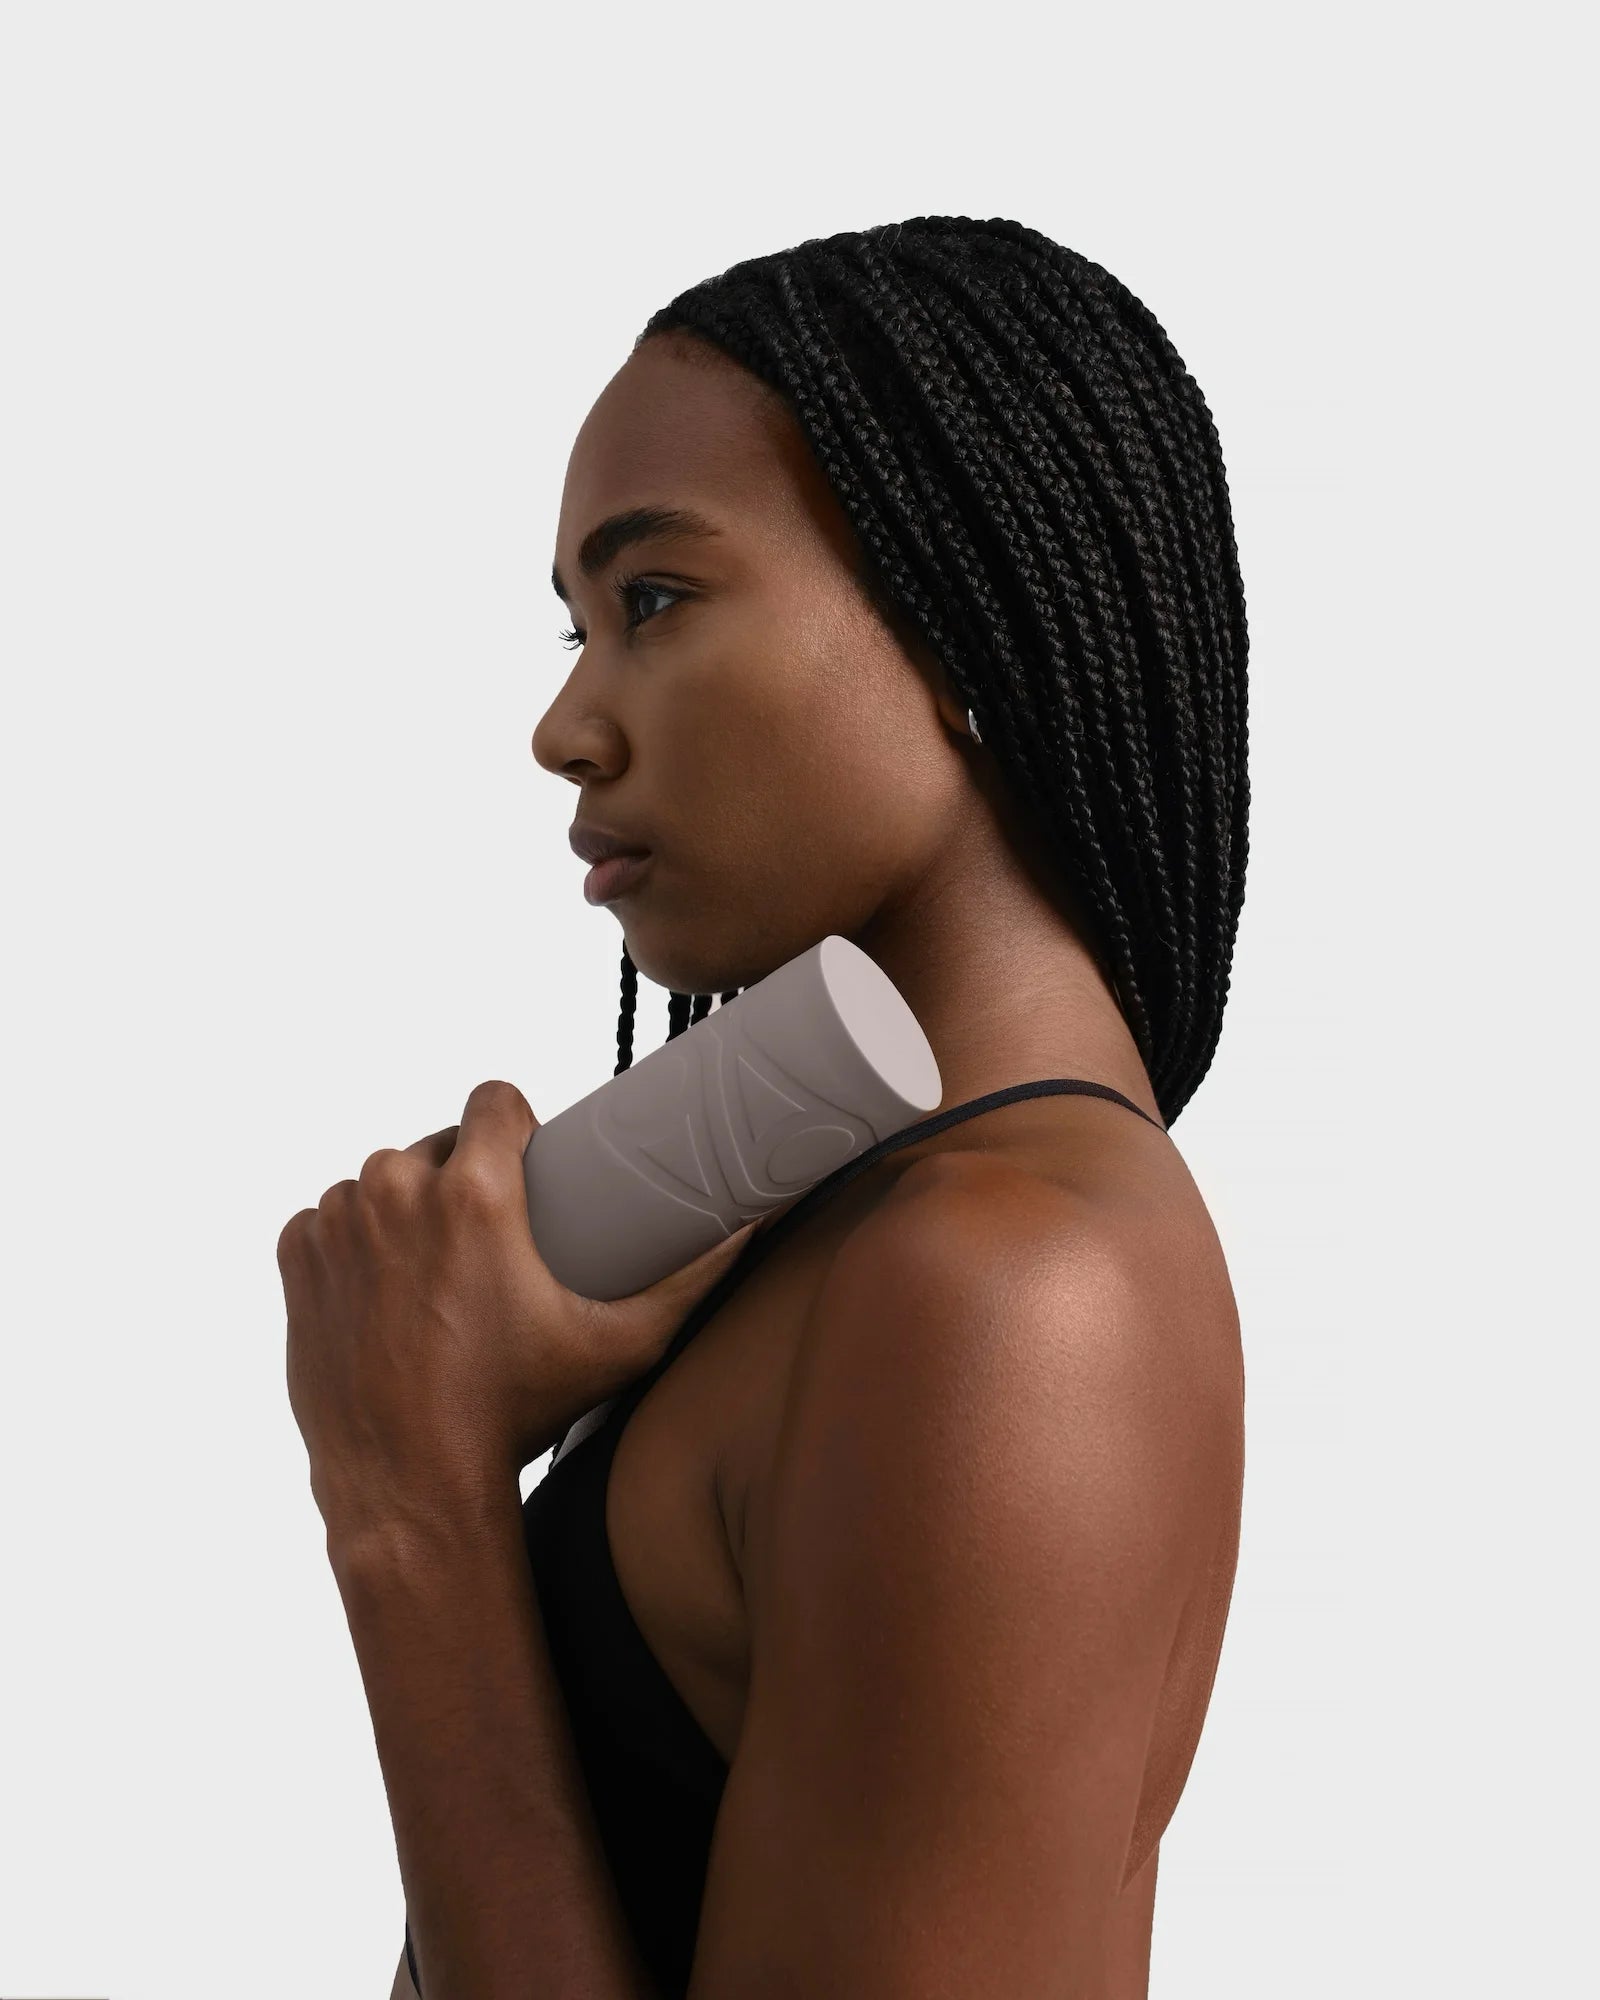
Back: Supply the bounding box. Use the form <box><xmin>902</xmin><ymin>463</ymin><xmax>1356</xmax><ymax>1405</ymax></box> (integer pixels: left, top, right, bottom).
<box><xmin>533</xmin><ymin>331</ymin><xmax>996</xmax><ymax>1000</ymax></box>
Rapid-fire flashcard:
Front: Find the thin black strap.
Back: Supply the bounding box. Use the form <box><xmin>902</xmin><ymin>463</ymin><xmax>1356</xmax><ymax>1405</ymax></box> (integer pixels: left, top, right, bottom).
<box><xmin>738</xmin><ymin>1075</ymin><xmax>1157</xmax><ymax>1284</ymax></box>
<box><xmin>569</xmin><ymin>1076</ymin><xmax>1165</xmax><ymax>1449</ymax></box>
<box><xmin>745</xmin><ymin>1077</ymin><xmax>1164</xmax><ymax>1240</ymax></box>
<box><xmin>808</xmin><ymin>1080</ymin><xmax>1168</xmax><ymax>1184</ymax></box>
<box><xmin>677</xmin><ymin>1073</ymin><xmax>1136</xmax><ymax>1276</ymax></box>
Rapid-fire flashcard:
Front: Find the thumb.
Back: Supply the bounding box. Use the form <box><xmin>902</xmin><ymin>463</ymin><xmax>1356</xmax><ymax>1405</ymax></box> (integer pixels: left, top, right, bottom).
<box><xmin>671</xmin><ymin>1217</ymin><xmax>763</xmax><ymax>1292</ymax></box>
<box><xmin>598</xmin><ymin>1217</ymin><xmax>764</xmax><ymax>1380</ymax></box>
<box><xmin>568</xmin><ymin>1216</ymin><xmax>768</xmax><ymax>1408</ymax></box>
<box><xmin>619</xmin><ymin>1215</ymin><xmax>762</xmax><ymax>1318</ymax></box>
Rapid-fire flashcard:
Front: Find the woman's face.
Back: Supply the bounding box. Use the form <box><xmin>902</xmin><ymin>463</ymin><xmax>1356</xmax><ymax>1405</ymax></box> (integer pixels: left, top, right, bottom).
<box><xmin>533</xmin><ymin>332</ymin><xmax>974</xmax><ymax>998</ymax></box>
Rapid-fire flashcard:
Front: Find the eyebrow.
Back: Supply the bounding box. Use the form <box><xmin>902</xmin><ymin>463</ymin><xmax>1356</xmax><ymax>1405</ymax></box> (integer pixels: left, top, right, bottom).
<box><xmin>550</xmin><ymin>504</ymin><xmax>725</xmax><ymax>605</ymax></box>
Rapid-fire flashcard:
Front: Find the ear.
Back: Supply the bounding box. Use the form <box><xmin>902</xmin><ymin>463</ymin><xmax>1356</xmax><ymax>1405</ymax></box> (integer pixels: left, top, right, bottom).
<box><xmin>915</xmin><ymin>647</ymin><xmax>979</xmax><ymax>743</ymax></box>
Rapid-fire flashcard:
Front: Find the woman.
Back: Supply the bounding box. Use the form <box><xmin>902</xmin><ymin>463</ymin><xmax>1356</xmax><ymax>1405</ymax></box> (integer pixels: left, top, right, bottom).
<box><xmin>390</xmin><ymin>215</ymin><xmax>1247</xmax><ymax>1997</ymax></box>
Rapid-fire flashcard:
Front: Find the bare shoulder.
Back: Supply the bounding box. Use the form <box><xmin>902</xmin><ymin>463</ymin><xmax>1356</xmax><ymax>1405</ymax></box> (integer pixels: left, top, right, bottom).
<box><xmin>829</xmin><ymin>1139</ymin><xmax>1242</xmax><ymax>1431</ymax></box>
<box><xmin>693</xmin><ymin>1146</ymin><xmax>1244</xmax><ymax>1992</ymax></box>
<box><xmin>745</xmin><ymin>1139</ymin><xmax>1243</xmax><ymax>1644</ymax></box>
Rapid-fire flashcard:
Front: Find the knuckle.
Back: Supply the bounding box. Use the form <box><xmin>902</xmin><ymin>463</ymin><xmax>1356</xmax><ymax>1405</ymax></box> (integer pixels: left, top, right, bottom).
<box><xmin>470</xmin><ymin>1077</ymin><xmax>527</xmax><ymax>1114</ymax></box>
<box><xmin>358</xmin><ymin>1146</ymin><xmax>421</xmax><ymax>1198</ymax></box>
<box><xmin>441</xmin><ymin>1154</ymin><xmax>504</xmax><ymax>1217</ymax></box>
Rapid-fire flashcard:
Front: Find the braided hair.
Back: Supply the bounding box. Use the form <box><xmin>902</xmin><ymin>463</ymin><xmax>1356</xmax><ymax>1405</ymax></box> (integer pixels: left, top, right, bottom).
<box><xmin>613</xmin><ymin>215</ymin><xmax>1248</xmax><ymax>1127</ymax></box>
<box><xmin>612</xmin><ymin>949</ymin><xmax>737</xmax><ymax>1074</ymax></box>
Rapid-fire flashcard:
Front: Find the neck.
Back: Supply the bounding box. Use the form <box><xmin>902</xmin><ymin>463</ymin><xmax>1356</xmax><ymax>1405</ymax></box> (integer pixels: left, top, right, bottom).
<box><xmin>849</xmin><ymin>781</ymin><xmax>1163</xmax><ymax>1132</ymax></box>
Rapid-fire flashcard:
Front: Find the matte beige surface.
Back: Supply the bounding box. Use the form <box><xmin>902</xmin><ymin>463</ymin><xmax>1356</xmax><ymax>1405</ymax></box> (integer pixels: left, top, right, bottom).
<box><xmin>523</xmin><ymin>932</ymin><xmax>941</xmax><ymax>1302</ymax></box>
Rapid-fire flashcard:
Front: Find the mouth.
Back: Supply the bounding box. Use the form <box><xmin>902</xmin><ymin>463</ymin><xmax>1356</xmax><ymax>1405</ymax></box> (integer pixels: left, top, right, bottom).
<box><xmin>583</xmin><ymin>851</ymin><xmax>652</xmax><ymax>905</ymax></box>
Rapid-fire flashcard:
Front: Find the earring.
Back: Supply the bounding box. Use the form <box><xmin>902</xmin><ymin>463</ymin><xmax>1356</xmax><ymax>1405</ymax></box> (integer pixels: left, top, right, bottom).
<box><xmin>966</xmin><ymin>706</ymin><xmax>984</xmax><ymax>746</ymax></box>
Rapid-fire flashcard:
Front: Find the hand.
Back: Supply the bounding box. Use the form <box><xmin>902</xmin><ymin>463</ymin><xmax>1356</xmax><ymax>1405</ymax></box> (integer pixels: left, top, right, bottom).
<box><xmin>277</xmin><ymin>1078</ymin><xmax>761</xmax><ymax>1543</ymax></box>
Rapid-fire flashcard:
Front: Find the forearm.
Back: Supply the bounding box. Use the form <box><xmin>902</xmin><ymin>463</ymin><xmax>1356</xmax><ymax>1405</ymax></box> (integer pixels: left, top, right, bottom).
<box><xmin>329</xmin><ymin>1488</ymin><xmax>659</xmax><ymax>2000</ymax></box>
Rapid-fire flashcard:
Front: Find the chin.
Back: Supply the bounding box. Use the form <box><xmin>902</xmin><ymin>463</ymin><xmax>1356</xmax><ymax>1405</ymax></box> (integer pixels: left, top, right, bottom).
<box><xmin>623</xmin><ymin>931</ymin><xmax>724</xmax><ymax>998</ymax></box>
<box><xmin>622</xmin><ymin>921</ymin><xmax>781</xmax><ymax>1001</ymax></box>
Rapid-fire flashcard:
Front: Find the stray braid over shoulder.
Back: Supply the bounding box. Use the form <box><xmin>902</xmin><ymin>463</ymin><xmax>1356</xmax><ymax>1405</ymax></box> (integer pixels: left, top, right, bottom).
<box><xmin>614</xmin><ymin>215</ymin><xmax>1249</xmax><ymax>1127</ymax></box>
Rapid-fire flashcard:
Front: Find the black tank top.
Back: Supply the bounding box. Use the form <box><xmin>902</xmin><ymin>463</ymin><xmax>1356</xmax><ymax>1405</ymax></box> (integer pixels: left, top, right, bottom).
<box><xmin>403</xmin><ymin>1078</ymin><xmax>1165</xmax><ymax>2000</ymax></box>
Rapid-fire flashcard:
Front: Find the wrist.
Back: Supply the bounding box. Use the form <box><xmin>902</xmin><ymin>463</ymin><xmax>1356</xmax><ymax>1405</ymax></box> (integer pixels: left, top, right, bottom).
<box><xmin>324</xmin><ymin>1476</ymin><xmax>523</xmax><ymax>1597</ymax></box>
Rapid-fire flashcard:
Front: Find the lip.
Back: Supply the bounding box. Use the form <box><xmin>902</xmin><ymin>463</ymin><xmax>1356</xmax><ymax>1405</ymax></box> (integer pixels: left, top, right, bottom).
<box><xmin>583</xmin><ymin>851</ymin><xmax>653</xmax><ymax>905</ymax></box>
<box><xmin>569</xmin><ymin>820</ymin><xmax>653</xmax><ymax>865</ymax></box>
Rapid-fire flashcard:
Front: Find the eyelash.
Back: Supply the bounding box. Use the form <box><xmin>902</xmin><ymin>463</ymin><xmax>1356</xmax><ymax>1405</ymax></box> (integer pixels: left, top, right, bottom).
<box><xmin>556</xmin><ymin>572</ymin><xmax>685</xmax><ymax>651</ymax></box>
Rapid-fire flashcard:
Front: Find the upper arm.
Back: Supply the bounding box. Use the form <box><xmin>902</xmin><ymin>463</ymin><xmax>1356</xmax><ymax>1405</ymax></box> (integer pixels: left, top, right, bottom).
<box><xmin>687</xmin><ymin>1160</ymin><xmax>1222</xmax><ymax>1998</ymax></box>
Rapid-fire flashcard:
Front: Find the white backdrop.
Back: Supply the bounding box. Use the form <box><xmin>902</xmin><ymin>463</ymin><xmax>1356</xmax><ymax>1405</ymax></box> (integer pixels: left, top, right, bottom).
<box><xmin>1</xmin><ymin>5</ymin><xmax>1589</xmax><ymax>1995</ymax></box>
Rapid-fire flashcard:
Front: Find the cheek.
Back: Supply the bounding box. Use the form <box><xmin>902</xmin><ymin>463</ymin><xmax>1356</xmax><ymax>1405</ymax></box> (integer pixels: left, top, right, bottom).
<box><xmin>665</xmin><ymin>621</ymin><xmax>935</xmax><ymax>880</ymax></box>
<box><xmin>756</xmin><ymin>739</ymin><xmax>920</xmax><ymax>892</ymax></box>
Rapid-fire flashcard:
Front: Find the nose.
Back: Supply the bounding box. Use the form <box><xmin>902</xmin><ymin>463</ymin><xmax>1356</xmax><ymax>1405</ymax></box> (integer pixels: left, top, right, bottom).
<box><xmin>531</xmin><ymin>702</ymin><xmax>624</xmax><ymax>785</ymax></box>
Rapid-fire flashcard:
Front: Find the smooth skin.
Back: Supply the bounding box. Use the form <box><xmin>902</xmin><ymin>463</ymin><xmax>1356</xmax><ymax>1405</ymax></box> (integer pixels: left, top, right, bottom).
<box><xmin>393</xmin><ymin>330</ymin><xmax>1243</xmax><ymax>1997</ymax></box>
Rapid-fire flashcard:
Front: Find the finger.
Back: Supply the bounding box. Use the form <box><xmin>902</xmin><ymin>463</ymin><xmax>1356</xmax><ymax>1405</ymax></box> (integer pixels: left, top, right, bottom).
<box><xmin>404</xmin><ymin>1124</ymin><xmax>459</xmax><ymax>1167</ymax></box>
<box><xmin>276</xmin><ymin>1207</ymin><xmax>319</xmax><ymax>1274</ymax></box>
<box><xmin>318</xmin><ymin>1177</ymin><xmax>357</xmax><ymax>1218</ymax></box>
<box><xmin>448</xmin><ymin>1079</ymin><xmax>538</xmax><ymax>1188</ymax></box>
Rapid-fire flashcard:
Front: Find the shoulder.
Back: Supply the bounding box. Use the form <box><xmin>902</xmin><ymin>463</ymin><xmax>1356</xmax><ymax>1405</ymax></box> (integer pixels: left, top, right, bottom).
<box><xmin>694</xmin><ymin>1152</ymin><xmax>1241</xmax><ymax>1988</ymax></box>
<box><xmin>746</xmin><ymin>1147</ymin><xmax>1240</xmax><ymax>1632</ymax></box>
<box><xmin>813</xmin><ymin>1144</ymin><xmax>1234</xmax><ymax>1430</ymax></box>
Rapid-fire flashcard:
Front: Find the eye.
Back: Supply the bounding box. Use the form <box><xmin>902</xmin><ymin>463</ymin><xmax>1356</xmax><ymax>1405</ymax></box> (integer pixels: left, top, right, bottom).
<box><xmin>556</xmin><ymin>573</ymin><xmax>687</xmax><ymax>651</ymax></box>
